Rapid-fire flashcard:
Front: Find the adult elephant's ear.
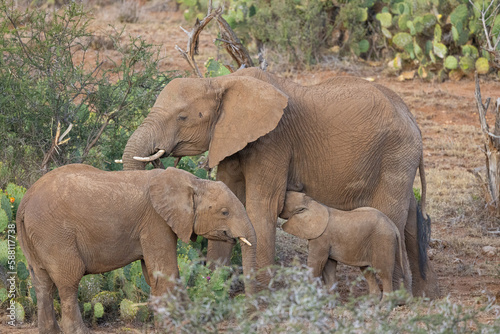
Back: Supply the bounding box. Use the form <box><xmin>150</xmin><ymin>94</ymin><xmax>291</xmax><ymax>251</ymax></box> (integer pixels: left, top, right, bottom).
<box><xmin>149</xmin><ymin>168</ymin><xmax>196</xmax><ymax>243</ymax></box>
<box><xmin>208</xmin><ymin>76</ymin><xmax>288</xmax><ymax>168</ymax></box>
<box><xmin>282</xmin><ymin>203</ymin><xmax>329</xmax><ymax>240</ymax></box>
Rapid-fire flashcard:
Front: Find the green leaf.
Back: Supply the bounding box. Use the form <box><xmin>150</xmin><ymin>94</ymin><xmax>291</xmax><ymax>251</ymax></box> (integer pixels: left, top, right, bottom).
<box><xmin>451</xmin><ymin>26</ymin><xmax>459</xmax><ymax>41</ymax></box>
<box><xmin>444</xmin><ymin>56</ymin><xmax>458</xmax><ymax>70</ymax></box>
<box><xmin>450</xmin><ymin>4</ymin><xmax>468</xmax><ymax>27</ymax></box>
<box><xmin>0</xmin><ymin>288</ymin><xmax>7</xmax><ymax>303</ymax></box>
<box><xmin>434</xmin><ymin>24</ymin><xmax>442</xmax><ymax>42</ymax></box>
<box><xmin>414</xmin><ymin>40</ymin><xmax>424</xmax><ymax>60</ymax></box>
<box><xmin>475</xmin><ymin>57</ymin><xmax>490</xmax><ymax>74</ymax></box>
<box><xmin>94</xmin><ymin>302</ymin><xmax>104</xmax><ymax>319</ymax></box>
<box><xmin>359</xmin><ymin>39</ymin><xmax>370</xmax><ymax>53</ymax></box>
<box><xmin>398</xmin><ymin>14</ymin><xmax>410</xmax><ymax>31</ymax></box>
<box><xmin>407</xmin><ymin>21</ymin><xmax>416</xmax><ymax>35</ymax></box>
<box><xmin>433</xmin><ymin>42</ymin><xmax>447</xmax><ymax>59</ymax></box>
<box><xmin>1</xmin><ymin>194</ymin><xmax>12</xmax><ymax>222</ymax></box>
<box><xmin>462</xmin><ymin>45</ymin><xmax>479</xmax><ymax>59</ymax></box>
<box><xmin>459</xmin><ymin>56</ymin><xmax>475</xmax><ymax>73</ymax></box>
<box><xmin>0</xmin><ymin>209</ymin><xmax>8</xmax><ymax>233</ymax></box>
<box><xmin>422</xmin><ymin>14</ymin><xmax>437</xmax><ymax>30</ymax></box>
<box><xmin>17</xmin><ymin>261</ymin><xmax>29</xmax><ymax>280</ymax></box>
<box><xmin>393</xmin><ymin>32</ymin><xmax>412</xmax><ymax>49</ymax></box>
<box><xmin>376</xmin><ymin>12</ymin><xmax>392</xmax><ymax>28</ymax></box>
<box><xmin>381</xmin><ymin>27</ymin><xmax>392</xmax><ymax>39</ymax></box>
<box><xmin>14</xmin><ymin>302</ymin><xmax>25</xmax><ymax>322</ymax></box>
<box><xmin>358</xmin><ymin>7</ymin><xmax>368</xmax><ymax>22</ymax></box>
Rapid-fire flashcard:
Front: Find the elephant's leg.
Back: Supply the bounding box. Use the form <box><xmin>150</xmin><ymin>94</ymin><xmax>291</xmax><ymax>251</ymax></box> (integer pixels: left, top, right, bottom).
<box><xmin>50</xmin><ymin>259</ymin><xmax>87</xmax><ymax>334</ymax></box>
<box><xmin>140</xmin><ymin>227</ymin><xmax>179</xmax><ymax>296</ymax></box>
<box><xmin>369</xmin><ymin>186</ymin><xmax>413</xmax><ymax>294</ymax></box>
<box><xmin>361</xmin><ymin>266</ymin><xmax>381</xmax><ymax>298</ymax></box>
<box><xmin>307</xmin><ymin>241</ymin><xmax>330</xmax><ymax>280</ymax></box>
<box><xmin>405</xmin><ymin>195</ymin><xmax>440</xmax><ymax>298</ymax></box>
<box><xmin>207</xmin><ymin>157</ymin><xmax>246</xmax><ymax>267</ymax></box>
<box><xmin>31</xmin><ymin>267</ymin><xmax>61</xmax><ymax>334</ymax></box>
<box><xmin>322</xmin><ymin>259</ymin><xmax>338</xmax><ymax>289</ymax></box>
<box><xmin>141</xmin><ymin>259</ymin><xmax>150</xmax><ymax>286</ymax></box>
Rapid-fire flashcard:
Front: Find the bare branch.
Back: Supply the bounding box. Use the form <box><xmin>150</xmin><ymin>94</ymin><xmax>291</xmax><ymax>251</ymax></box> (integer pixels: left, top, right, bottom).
<box><xmin>216</xmin><ymin>14</ymin><xmax>254</xmax><ymax>68</ymax></box>
<box><xmin>175</xmin><ymin>7</ymin><xmax>223</xmax><ymax>77</ymax></box>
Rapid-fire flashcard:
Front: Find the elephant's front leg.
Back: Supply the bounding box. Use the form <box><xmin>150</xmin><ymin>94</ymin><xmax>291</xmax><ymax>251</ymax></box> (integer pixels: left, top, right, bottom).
<box><xmin>322</xmin><ymin>258</ymin><xmax>338</xmax><ymax>289</ymax></box>
<box><xmin>140</xmin><ymin>226</ymin><xmax>179</xmax><ymax>296</ymax></box>
<box><xmin>307</xmin><ymin>240</ymin><xmax>330</xmax><ymax>281</ymax></box>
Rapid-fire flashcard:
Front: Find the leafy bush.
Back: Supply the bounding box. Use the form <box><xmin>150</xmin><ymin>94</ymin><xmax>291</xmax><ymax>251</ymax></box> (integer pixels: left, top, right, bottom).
<box><xmin>0</xmin><ymin>1</ymin><xmax>175</xmax><ymax>188</ymax></box>
<box><xmin>151</xmin><ymin>264</ymin><xmax>500</xmax><ymax>333</ymax></box>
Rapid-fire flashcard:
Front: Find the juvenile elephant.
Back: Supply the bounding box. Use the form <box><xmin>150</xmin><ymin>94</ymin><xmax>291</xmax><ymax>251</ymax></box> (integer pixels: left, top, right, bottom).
<box><xmin>122</xmin><ymin>67</ymin><xmax>438</xmax><ymax>297</ymax></box>
<box><xmin>280</xmin><ymin>191</ymin><xmax>404</xmax><ymax>299</ymax></box>
<box><xmin>17</xmin><ymin>164</ymin><xmax>256</xmax><ymax>334</ymax></box>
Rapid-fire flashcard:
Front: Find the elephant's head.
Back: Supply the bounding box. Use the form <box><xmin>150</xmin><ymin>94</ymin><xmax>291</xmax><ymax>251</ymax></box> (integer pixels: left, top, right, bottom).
<box><xmin>279</xmin><ymin>191</ymin><xmax>329</xmax><ymax>240</ymax></box>
<box><xmin>122</xmin><ymin>74</ymin><xmax>288</xmax><ymax>170</ymax></box>
<box><xmin>149</xmin><ymin>167</ymin><xmax>257</xmax><ymax>292</ymax></box>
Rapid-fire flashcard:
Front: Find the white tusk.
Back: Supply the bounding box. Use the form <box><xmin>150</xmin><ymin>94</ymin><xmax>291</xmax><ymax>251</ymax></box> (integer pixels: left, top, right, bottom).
<box><xmin>133</xmin><ymin>150</ymin><xmax>166</xmax><ymax>162</ymax></box>
<box><xmin>114</xmin><ymin>159</ymin><xmax>123</xmax><ymax>164</ymax></box>
<box><xmin>239</xmin><ymin>237</ymin><xmax>252</xmax><ymax>247</ymax></box>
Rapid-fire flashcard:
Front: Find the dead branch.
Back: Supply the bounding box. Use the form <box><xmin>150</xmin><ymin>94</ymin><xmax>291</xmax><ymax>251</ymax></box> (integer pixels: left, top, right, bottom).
<box><xmin>176</xmin><ymin>1</ymin><xmax>256</xmax><ymax>77</ymax></box>
<box><xmin>41</xmin><ymin>122</ymin><xmax>73</xmax><ymax>174</ymax></box>
<box><xmin>215</xmin><ymin>14</ymin><xmax>253</xmax><ymax>69</ymax></box>
<box><xmin>175</xmin><ymin>6</ymin><xmax>222</xmax><ymax>77</ymax></box>
<box><xmin>474</xmin><ymin>72</ymin><xmax>500</xmax><ymax>215</ymax></box>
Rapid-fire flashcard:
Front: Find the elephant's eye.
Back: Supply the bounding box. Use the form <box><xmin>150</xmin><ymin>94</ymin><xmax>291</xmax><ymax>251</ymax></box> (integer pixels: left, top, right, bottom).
<box><xmin>295</xmin><ymin>207</ymin><xmax>307</xmax><ymax>214</ymax></box>
<box><xmin>178</xmin><ymin>115</ymin><xmax>188</xmax><ymax>121</ymax></box>
<box><xmin>221</xmin><ymin>209</ymin><xmax>230</xmax><ymax>216</ymax></box>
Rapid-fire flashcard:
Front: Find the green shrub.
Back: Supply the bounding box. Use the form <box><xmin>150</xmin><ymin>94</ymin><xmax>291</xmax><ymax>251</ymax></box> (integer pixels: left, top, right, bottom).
<box><xmin>0</xmin><ymin>1</ymin><xmax>175</xmax><ymax>188</ymax></box>
<box><xmin>151</xmin><ymin>265</ymin><xmax>500</xmax><ymax>333</ymax></box>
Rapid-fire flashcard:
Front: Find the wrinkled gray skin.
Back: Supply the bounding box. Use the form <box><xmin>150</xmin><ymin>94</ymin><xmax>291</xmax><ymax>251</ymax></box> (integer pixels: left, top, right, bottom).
<box><xmin>280</xmin><ymin>191</ymin><xmax>404</xmax><ymax>299</ymax></box>
<box><xmin>17</xmin><ymin>164</ymin><xmax>256</xmax><ymax>334</ymax></box>
<box><xmin>121</xmin><ymin>67</ymin><xmax>438</xmax><ymax>298</ymax></box>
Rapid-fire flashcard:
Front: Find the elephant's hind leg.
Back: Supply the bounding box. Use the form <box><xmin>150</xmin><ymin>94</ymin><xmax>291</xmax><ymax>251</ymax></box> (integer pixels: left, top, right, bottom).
<box><xmin>405</xmin><ymin>195</ymin><xmax>440</xmax><ymax>298</ymax></box>
<box><xmin>361</xmin><ymin>266</ymin><xmax>381</xmax><ymax>298</ymax></box>
<box><xmin>31</xmin><ymin>267</ymin><xmax>61</xmax><ymax>334</ymax></box>
<box><xmin>49</xmin><ymin>256</ymin><xmax>88</xmax><ymax>334</ymax></box>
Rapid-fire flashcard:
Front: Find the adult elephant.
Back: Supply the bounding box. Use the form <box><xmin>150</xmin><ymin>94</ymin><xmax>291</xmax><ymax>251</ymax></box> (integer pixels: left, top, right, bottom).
<box><xmin>122</xmin><ymin>67</ymin><xmax>439</xmax><ymax>297</ymax></box>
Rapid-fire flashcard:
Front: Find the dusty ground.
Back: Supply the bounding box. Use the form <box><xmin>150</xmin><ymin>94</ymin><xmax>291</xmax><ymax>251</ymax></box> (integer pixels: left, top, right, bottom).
<box><xmin>2</xmin><ymin>1</ymin><xmax>500</xmax><ymax>332</ymax></box>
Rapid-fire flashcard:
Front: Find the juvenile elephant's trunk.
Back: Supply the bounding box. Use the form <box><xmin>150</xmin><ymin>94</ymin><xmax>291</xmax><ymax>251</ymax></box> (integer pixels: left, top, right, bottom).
<box><xmin>231</xmin><ymin>220</ymin><xmax>257</xmax><ymax>295</ymax></box>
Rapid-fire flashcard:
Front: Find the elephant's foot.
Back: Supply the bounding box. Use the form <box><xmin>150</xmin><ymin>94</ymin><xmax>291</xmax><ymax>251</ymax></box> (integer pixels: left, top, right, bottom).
<box><xmin>38</xmin><ymin>323</ymin><xmax>62</xmax><ymax>334</ymax></box>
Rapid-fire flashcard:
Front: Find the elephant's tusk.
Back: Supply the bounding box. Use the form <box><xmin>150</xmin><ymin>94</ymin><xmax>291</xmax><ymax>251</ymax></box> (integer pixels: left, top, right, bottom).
<box><xmin>133</xmin><ymin>150</ymin><xmax>166</xmax><ymax>162</ymax></box>
<box><xmin>239</xmin><ymin>237</ymin><xmax>252</xmax><ymax>246</ymax></box>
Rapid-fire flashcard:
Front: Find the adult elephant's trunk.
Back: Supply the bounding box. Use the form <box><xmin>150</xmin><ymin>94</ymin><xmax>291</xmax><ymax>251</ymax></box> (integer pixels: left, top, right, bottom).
<box><xmin>122</xmin><ymin>119</ymin><xmax>173</xmax><ymax>171</ymax></box>
<box><xmin>230</xmin><ymin>219</ymin><xmax>257</xmax><ymax>295</ymax></box>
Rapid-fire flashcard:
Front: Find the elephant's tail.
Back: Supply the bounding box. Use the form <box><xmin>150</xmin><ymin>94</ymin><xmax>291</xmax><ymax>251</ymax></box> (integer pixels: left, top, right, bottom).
<box><xmin>16</xmin><ymin>195</ymin><xmax>36</xmax><ymax>269</ymax></box>
<box><xmin>418</xmin><ymin>154</ymin><xmax>427</xmax><ymax>219</ymax></box>
<box><xmin>417</xmin><ymin>154</ymin><xmax>431</xmax><ymax>280</ymax></box>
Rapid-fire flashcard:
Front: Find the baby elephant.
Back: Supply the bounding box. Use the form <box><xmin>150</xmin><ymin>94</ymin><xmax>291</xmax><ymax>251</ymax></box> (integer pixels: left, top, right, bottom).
<box><xmin>279</xmin><ymin>191</ymin><xmax>403</xmax><ymax>299</ymax></box>
<box><xmin>17</xmin><ymin>164</ymin><xmax>256</xmax><ymax>334</ymax></box>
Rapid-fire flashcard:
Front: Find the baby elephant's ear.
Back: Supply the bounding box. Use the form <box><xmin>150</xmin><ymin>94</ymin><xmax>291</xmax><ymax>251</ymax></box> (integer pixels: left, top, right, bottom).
<box><xmin>149</xmin><ymin>168</ymin><xmax>196</xmax><ymax>244</ymax></box>
<box><xmin>282</xmin><ymin>203</ymin><xmax>329</xmax><ymax>240</ymax></box>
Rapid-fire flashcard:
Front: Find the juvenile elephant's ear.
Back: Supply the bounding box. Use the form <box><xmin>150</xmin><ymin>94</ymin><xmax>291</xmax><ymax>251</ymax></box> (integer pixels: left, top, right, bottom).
<box><xmin>282</xmin><ymin>203</ymin><xmax>329</xmax><ymax>240</ymax></box>
<box><xmin>149</xmin><ymin>168</ymin><xmax>196</xmax><ymax>244</ymax></box>
<box><xmin>208</xmin><ymin>76</ymin><xmax>288</xmax><ymax>168</ymax></box>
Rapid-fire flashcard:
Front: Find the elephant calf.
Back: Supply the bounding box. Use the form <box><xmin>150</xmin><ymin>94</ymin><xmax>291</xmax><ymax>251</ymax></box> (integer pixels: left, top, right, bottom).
<box><xmin>279</xmin><ymin>191</ymin><xmax>403</xmax><ymax>299</ymax></box>
<box><xmin>17</xmin><ymin>164</ymin><xmax>256</xmax><ymax>334</ymax></box>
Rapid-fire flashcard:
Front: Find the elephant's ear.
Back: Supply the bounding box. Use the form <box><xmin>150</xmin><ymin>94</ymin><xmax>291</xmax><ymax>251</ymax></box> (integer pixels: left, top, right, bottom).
<box><xmin>149</xmin><ymin>168</ymin><xmax>196</xmax><ymax>244</ymax></box>
<box><xmin>282</xmin><ymin>203</ymin><xmax>329</xmax><ymax>240</ymax></box>
<box><xmin>208</xmin><ymin>76</ymin><xmax>288</xmax><ymax>168</ymax></box>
